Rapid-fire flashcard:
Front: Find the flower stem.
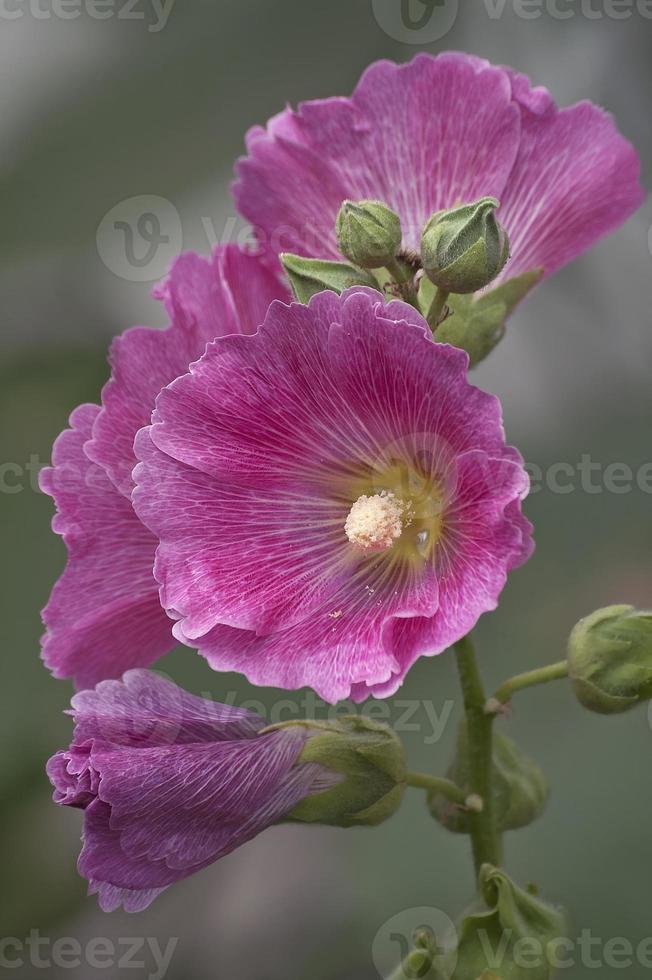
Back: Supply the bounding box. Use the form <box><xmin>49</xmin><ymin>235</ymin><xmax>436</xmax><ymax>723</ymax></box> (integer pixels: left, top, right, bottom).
<box><xmin>426</xmin><ymin>287</ymin><xmax>449</xmax><ymax>329</ymax></box>
<box><xmin>454</xmin><ymin>634</ymin><xmax>501</xmax><ymax>879</ymax></box>
<box><xmin>405</xmin><ymin>771</ymin><xmax>468</xmax><ymax>806</ymax></box>
<box><xmin>385</xmin><ymin>258</ymin><xmax>420</xmax><ymax>310</ymax></box>
<box><xmin>487</xmin><ymin>660</ymin><xmax>569</xmax><ymax>712</ymax></box>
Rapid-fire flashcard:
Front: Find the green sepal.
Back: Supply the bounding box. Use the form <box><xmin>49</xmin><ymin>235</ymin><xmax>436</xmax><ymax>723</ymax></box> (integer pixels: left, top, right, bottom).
<box><xmin>286</xmin><ymin>715</ymin><xmax>406</xmax><ymax>828</ymax></box>
<box><xmin>428</xmin><ymin>723</ymin><xmax>548</xmax><ymax>834</ymax></box>
<box><xmin>445</xmin><ymin>866</ymin><xmax>568</xmax><ymax>980</ymax></box>
<box><xmin>420</xmin><ymin>268</ymin><xmax>543</xmax><ymax>366</ymax></box>
<box><xmin>280</xmin><ymin>253</ymin><xmax>380</xmax><ymax>304</ymax></box>
<box><xmin>568</xmin><ymin>604</ymin><xmax>652</xmax><ymax>714</ymax></box>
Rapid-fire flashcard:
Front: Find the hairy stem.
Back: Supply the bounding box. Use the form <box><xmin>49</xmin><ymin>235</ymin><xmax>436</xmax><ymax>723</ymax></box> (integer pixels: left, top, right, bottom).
<box><xmin>426</xmin><ymin>287</ymin><xmax>449</xmax><ymax>329</ymax></box>
<box><xmin>405</xmin><ymin>771</ymin><xmax>469</xmax><ymax>806</ymax></box>
<box><xmin>454</xmin><ymin>634</ymin><xmax>501</xmax><ymax>879</ymax></box>
<box><xmin>487</xmin><ymin>660</ymin><xmax>569</xmax><ymax>712</ymax></box>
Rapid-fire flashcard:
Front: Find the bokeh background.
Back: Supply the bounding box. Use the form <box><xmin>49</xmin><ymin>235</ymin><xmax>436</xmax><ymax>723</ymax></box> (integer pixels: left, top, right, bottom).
<box><xmin>2</xmin><ymin>1</ymin><xmax>652</xmax><ymax>977</ymax></box>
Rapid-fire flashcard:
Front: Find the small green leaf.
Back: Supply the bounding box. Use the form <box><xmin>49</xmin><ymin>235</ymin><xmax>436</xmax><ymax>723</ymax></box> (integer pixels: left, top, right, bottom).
<box><xmin>421</xmin><ymin>267</ymin><xmax>544</xmax><ymax>366</ymax></box>
<box><xmin>280</xmin><ymin>253</ymin><xmax>379</xmax><ymax>303</ymax></box>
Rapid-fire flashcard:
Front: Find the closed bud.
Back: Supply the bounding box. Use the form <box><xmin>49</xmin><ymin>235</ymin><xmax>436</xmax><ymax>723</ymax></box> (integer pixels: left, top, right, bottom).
<box><xmin>336</xmin><ymin>199</ymin><xmax>403</xmax><ymax>269</ymax></box>
<box><xmin>429</xmin><ymin>723</ymin><xmax>548</xmax><ymax>835</ymax></box>
<box><xmin>287</xmin><ymin>715</ymin><xmax>406</xmax><ymax>828</ymax></box>
<box><xmin>568</xmin><ymin>604</ymin><xmax>652</xmax><ymax>714</ymax></box>
<box><xmin>421</xmin><ymin>197</ymin><xmax>509</xmax><ymax>294</ymax></box>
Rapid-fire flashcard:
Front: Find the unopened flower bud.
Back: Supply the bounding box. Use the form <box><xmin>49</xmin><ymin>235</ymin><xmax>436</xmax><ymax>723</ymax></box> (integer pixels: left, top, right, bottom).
<box><xmin>336</xmin><ymin>199</ymin><xmax>402</xmax><ymax>269</ymax></box>
<box><xmin>421</xmin><ymin>197</ymin><xmax>509</xmax><ymax>294</ymax></box>
<box><xmin>568</xmin><ymin>604</ymin><xmax>652</xmax><ymax>714</ymax></box>
<box><xmin>287</xmin><ymin>715</ymin><xmax>406</xmax><ymax>828</ymax></box>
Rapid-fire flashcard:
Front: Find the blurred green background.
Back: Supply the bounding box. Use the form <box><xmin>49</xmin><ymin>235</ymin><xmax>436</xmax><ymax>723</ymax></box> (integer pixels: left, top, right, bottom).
<box><xmin>2</xmin><ymin>1</ymin><xmax>652</xmax><ymax>977</ymax></box>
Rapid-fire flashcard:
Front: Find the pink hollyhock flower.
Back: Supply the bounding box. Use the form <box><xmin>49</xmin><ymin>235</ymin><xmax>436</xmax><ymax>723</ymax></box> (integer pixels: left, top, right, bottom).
<box><xmin>133</xmin><ymin>288</ymin><xmax>533</xmax><ymax>703</ymax></box>
<box><xmin>47</xmin><ymin>670</ymin><xmax>338</xmax><ymax>912</ymax></box>
<box><xmin>40</xmin><ymin>246</ymin><xmax>289</xmax><ymax>689</ymax></box>
<box><xmin>234</xmin><ymin>52</ymin><xmax>643</xmax><ymax>285</ymax></box>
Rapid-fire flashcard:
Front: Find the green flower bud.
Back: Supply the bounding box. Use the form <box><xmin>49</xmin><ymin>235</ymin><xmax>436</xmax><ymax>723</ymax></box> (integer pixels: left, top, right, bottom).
<box><xmin>446</xmin><ymin>866</ymin><xmax>568</xmax><ymax>980</ymax></box>
<box><xmin>287</xmin><ymin>715</ymin><xmax>406</xmax><ymax>828</ymax></box>
<box><xmin>428</xmin><ymin>724</ymin><xmax>548</xmax><ymax>835</ymax></box>
<box><xmin>421</xmin><ymin>197</ymin><xmax>509</xmax><ymax>294</ymax></box>
<box><xmin>568</xmin><ymin>604</ymin><xmax>652</xmax><ymax>714</ymax></box>
<box><xmin>336</xmin><ymin>199</ymin><xmax>403</xmax><ymax>269</ymax></box>
<box><xmin>281</xmin><ymin>253</ymin><xmax>379</xmax><ymax>304</ymax></box>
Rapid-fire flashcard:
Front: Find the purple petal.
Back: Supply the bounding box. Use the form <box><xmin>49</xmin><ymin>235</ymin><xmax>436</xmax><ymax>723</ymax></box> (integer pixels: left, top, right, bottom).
<box><xmin>234</xmin><ymin>53</ymin><xmax>521</xmax><ymax>259</ymax></box>
<box><xmin>39</xmin><ymin>405</ymin><xmax>174</xmax><ymax>689</ymax></box>
<box><xmin>86</xmin><ymin>245</ymin><xmax>289</xmax><ymax>497</ymax></box>
<box><xmin>497</xmin><ymin>94</ymin><xmax>644</xmax><ymax>281</ymax></box>
<box><xmin>135</xmin><ymin>288</ymin><xmax>533</xmax><ymax>701</ymax></box>
<box><xmin>69</xmin><ymin>669</ymin><xmax>264</xmax><ymax>748</ymax></box>
<box><xmin>78</xmin><ymin>729</ymin><xmax>323</xmax><ymax>899</ymax></box>
<box><xmin>234</xmin><ymin>52</ymin><xmax>643</xmax><ymax>284</ymax></box>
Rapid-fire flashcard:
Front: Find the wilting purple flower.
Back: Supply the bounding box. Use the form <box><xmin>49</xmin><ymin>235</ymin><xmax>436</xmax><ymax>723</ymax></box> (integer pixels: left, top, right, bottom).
<box><xmin>234</xmin><ymin>52</ymin><xmax>643</xmax><ymax>285</ymax></box>
<box><xmin>40</xmin><ymin>246</ymin><xmax>289</xmax><ymax>688</ymax></box>
<box><xmin>133</xmin><ymin>287</ymin><xmax>533</xmax><ymax>703</ymax></box>
<box><xmin>47</xmin><ymin>670</ymin><xmax>337</xmax><ymax>912</ymax></box>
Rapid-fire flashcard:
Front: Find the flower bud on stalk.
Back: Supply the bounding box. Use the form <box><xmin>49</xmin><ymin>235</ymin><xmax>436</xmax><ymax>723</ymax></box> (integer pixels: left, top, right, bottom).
<box><xmin>288</xmin><ymin>715</ymin><xmax>406</xmax><ymax>827</ymax></box>
<box><xmin>421</xmin><ymin>197</ymin><xmax>509</xmax><ymax>294</ymax></box>
<box><xmin>336</xmin><ymin>199</ymin><xmax>403</xmax><ymax>269</ymax></box>
<box><xmin>568</xmin><ymin>604</ymin><xmax>652</xmax><ymax>714</ymax></box>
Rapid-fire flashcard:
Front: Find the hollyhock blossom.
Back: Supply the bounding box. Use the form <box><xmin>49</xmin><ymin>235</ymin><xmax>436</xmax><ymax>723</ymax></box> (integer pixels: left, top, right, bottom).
<box><xmin>48</xmin><ymin>670</ymin><xmax>404</xmax><ymax>911</ymax></box>
<box><xmin>133</xmin><ymin>287</ymin><xmax>533</xmax><ymax>703</ymax></box>
<box><xmin>234</xmin><ymin>52</ymin><xmax>643</xmax><ymax>285</ymax></box>
<box><xmin>40</xmin><ymin>245</ymin><xmax>289</xmax><ymax>689</ymax></box>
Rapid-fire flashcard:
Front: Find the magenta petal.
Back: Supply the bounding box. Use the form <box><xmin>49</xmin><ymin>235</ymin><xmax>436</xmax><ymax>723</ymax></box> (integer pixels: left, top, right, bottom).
<box><xmin>135</xmin><ymin>288</ymin><xmax>533</xmax><ymax>701</ymax></box>
<box><xmin>497</xmin><ymin>95</ymin><xmax>644</xmax><ymax>281</ymax></box>
<box><xmin>39</xmin><ymin>405</ymin><xmax>174</xmax><ymax>689</ymax></box>
<box><xmin>234</xmin><ymin>53</ymin><xmax>521</xmax><ymax>259</ymax></box>
<box><xmin>363</xmin><ymin>449</ymin><xmax>533</xmax><ymax>700</ymax></box>
<box><xmin>87</xmin><ymin>245</ymin><xmax>289</xmax><ymax>498</ymax></box>
<box><xmin>234</xmin><ymin>52</ymin><xmax>643</xmax><ymax>284</ymax></box>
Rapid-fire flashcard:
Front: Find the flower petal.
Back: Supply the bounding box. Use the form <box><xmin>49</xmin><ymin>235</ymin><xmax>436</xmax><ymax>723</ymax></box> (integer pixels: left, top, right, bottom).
<box><xmin>78</xmin><ymin>729</ymin><xmax>323</xmax><ymax>899</ymax></box>
<box><xmin>69</xmin><ymin>668</ymin><xmax>264</xmax><ymax>747</ymax></box>
<box><xmin>360</xmin><ymin>449</ymin><xmax>534</xmax><ymax>699</ymax></box>
<box><xmin>497</xmin><ymin>85</ymin><xmax>644</xmax><ymax>281</ymax></box>
<box><xmin>234</xmin><ymin>53</ymin><xmax>521</xmax><ymax>259</ymax></box>
<box><xmin>39</xmin><ymin>405</ymin><xmax>174</xmax><ymax>689</ymax></box>
<box><xmin>87</xmin><ymin>245</ymin><xmax>289</xmax><ymax>497</ymax></box>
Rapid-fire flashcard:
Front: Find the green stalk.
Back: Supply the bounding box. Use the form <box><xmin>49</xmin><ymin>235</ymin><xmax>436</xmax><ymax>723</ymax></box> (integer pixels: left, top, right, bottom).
<box><xmin>487</xmin><ymin>660</ymin><xmax>569</xmax><ymax>712</ymax></box>
<box><xmin>405</xmin><ymin>771</ymin><xmax>469</xmax><ymax>807</ymax></box>
<box><xmin>425</xmin><ymin>287</ymin><xmax>449</xmax><ymax>329</ymax></box>
<box><xmin>454</xmin><ymin>634</ymin><xmax>501</xmax><ymax>878</ymax></box>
